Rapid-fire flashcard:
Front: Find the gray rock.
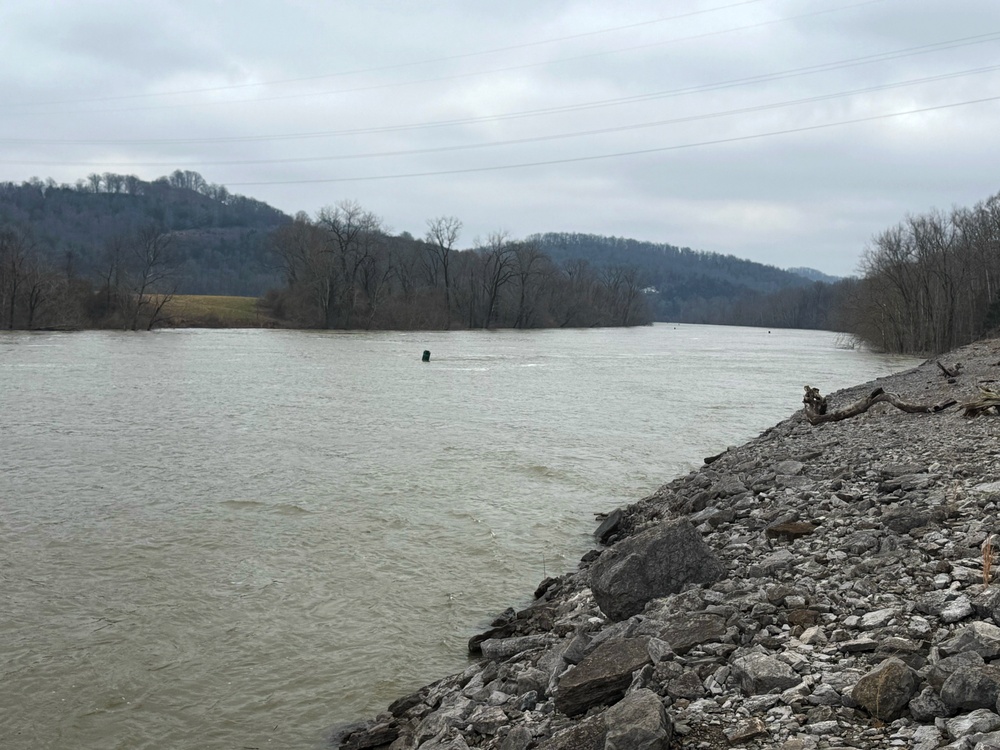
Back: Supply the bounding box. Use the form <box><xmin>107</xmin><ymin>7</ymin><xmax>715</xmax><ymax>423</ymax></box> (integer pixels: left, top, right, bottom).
<box><xmin>749</xmin><ymin>549</ymin><xmax>796</xmax><ymax>577</ymax></box>
<box><xmin>665</xmin><ymin>670</ymin><xmax>705</xmax><ymax>700</ymax></box>
<box><xmin>930</xmin><ymin>652</ymin><xmax>986</xmax><ymax>690</ymax></box>
<box><xmin>941</xmin><ymin>596</ymin><xmax>976</xmax><ymax>624</ymax></box>
<box><xmin>881</xmin><ymin>506</ymin><xmax>944</xmax><ymax>534</ymax></box>
<box><xmin>807</xmin><ymin>684</ymin><xmax>842</xmax><ymax>706</ymax></box>
<box><xmin>712</xmin><ymin>475</ymin><xmax>748</xmax><ymax>497</ymax></box>
<box><xmin>500</xmin><ymin>726</ymin><xmax>533</xmax><ymax>750</ymax></box>
<box><xmin>589</xmin><ymin>519</ymin><xmax>726</xmax><ymax>622</ymax></box>
<box><xmin>535</xmin><ymin>714</ymin><xmax>605</xmax><ymax>750</ymax></box>
<box><xmin>603</xmin><ymin>688</ymin><xmax>672</xmax><ymax>750</ymax></box>
<box><xmin>941</xmin><ymin>665</ymin><xmax>1000</xmax><ymax>710</ymax></box>
<box><xmin>839</xmin><ymin>638</ymin><xmax>879</xmax><ymax>653</ymax></box>
<box><xmin>731</xmin><ymin>653</ymin><xmax>801</xmax><ymax>695</ymax></box>
<box><xmin>916</xmin><ymin>590</ymin><xmax>954</xmax><ymax>617</ymax></box>
<box><xmin>420</xmin><ymin>728</ymin><xmax>472</xmax><ymax>750</ymax></box>
<box><xmin>940</xmin><ymin>622</ymin><xmax>1000</xmax><ymax>659</ymax></box>
<box><xmin>859</xmin><ymin>607</ymin><xmax>896</xmax><ymax>630</ymax></box>
<box><xmin>595</xmin><ymin>508</ymin><xmax>623</xmax><ymax>544</ymax></box>
<box><xmin>944</xmin><ymin>709</ymin><xmax>1000</xmax><ymax>741</ymax></box>
<box><xmin>775</xmin><ymin>460</ymin><xmax>805</xmax><ymax>476</ymax></box>
<box><xmin>555</xmin><ymin>637</ymin><xmax>652</xmax><ymax>717</ymax></box>
<box><xmin>340</xmin><ymin>719</ymin><xmax>400</xmax><ymax>750</ymax></box>
<box><xmin>467</xmin><ymin>705</ymin><xmax>508</xmax><ymax>736</ymax></box>
<box><xmin>516</xmin><ymin>668</ymin><xmax>548</xmax><ymax>697</ymax></box>
<box><xmin>909</xmin><ymin>686</ymin><xmax>955</xmax><ymax>722</ymax></box>
<box><xmin>973</xmin><ymin>587</ymin><xmax>1000</xmax><ymax>626</ymax></box>
<box><xmin>851</xmin><ymin>657</ymin><xmax>919</xmax><ymax>722</ymax></box>
<box><xmin>724</xmin><ymin>717</ymin><xmax>768</xmax><ymax>744</ymax></box>
<box><xmin>650</xmin><ymin>612</ymin><xmax>726</xmax><ymax>656</ymax></box>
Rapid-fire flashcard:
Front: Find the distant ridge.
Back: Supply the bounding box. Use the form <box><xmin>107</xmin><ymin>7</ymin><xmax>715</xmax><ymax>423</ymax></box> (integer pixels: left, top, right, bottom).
<box><xmin>528</xmin><ymin>232</ymin><xmax>812</xmax><ymax>322</ymax></box>
<box><xmin>786</xmin><ymin>266</ymin><xmax>842</xmax><ymax>284</ymax></box>
<box><xmin>1</xmin><ymin>173</ymin><xmax>839</xmax><ymax>325</ymax></box>
<box><xmin>0</xmin><ymin>172</ymin><xmax>291</xmax><ymax>296</ymax></box>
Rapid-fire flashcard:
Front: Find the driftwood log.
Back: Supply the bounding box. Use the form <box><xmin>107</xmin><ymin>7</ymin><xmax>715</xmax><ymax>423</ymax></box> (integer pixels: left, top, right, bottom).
<box><xmin>802</xmin><ymin>385</ymin><xmax>957</xmax><ymax>425</ymax></box>
<box><xmin>934</xmin><ymin>360</ymin><xmax>962</xmax><ymax>383</ymax></box>
<box><xmin>962</xmin><ymin>386</ymin><xmax>1000</xmax><ymax>417</ymax></box>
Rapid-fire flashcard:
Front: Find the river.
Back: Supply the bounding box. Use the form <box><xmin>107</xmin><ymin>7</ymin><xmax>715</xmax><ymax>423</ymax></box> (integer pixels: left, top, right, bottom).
<box><xmin>0</xmin><ymin>325</ymin><xmax>919</xmax><ymax>749</ymax></box>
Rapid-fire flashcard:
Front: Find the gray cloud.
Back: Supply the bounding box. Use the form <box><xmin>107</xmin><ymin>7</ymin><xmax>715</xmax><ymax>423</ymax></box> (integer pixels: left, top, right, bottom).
<box><xmin>3</xmin><ymin>0</ymin><xmax>1000</xmax><ymax>276</ymax></box>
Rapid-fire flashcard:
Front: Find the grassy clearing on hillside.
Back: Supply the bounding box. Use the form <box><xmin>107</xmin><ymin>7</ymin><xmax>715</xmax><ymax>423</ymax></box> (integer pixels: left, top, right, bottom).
<box><xmin>160</xmin><ymin>295</ymin><xmax>274</xmax><ymax>327</ymax></box>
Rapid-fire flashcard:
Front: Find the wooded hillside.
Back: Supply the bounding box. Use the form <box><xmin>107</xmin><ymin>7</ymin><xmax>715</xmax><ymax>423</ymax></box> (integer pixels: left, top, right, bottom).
<box><xmin>529</xmin><ymin>233</ymin><xmax>814</xmax><ymax>322</ymax></box>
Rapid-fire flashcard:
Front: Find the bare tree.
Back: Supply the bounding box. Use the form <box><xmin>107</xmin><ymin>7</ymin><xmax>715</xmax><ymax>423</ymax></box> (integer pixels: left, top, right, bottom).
<box><xmin>122</xmin><ymin>226</ymin><xmax>177</xmax><ymax>331</ymax></box>
<box><xmin>477</xmin><ymin>231</ymin><xmax>517</xmax><ymax>329</ymax></box>
<box><xmin>0</xmin><ymin>227</ymin><xmax>34</xmax><ymax>329</ymax></box>
<box><xmin>425</xmin><ymin>216</ymin><xmax>462</xmax><ymax>328</ymax></box>
<box><xmin>511</xmin><ymin>241</ymin><xmax>547</xmax><ymax>328</ymax></box>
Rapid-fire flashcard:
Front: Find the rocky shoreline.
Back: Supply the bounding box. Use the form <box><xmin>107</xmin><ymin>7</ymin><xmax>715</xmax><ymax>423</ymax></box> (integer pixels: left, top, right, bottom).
<box><xmin>334</xmin><ymin>336</ymin><xmax>1000</xmax><ymax>750</ymax></box>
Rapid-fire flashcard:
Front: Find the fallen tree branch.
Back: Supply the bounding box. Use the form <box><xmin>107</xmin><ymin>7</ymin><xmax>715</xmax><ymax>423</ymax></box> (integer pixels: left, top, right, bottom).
<box><xmin>803</xmin><ymin>385</ymin><xmax>957</xmax><ymax>425</ymax></box>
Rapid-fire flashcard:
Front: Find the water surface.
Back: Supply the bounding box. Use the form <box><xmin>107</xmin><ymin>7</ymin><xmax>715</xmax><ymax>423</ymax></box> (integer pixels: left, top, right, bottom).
<box><xmin>0</xmin><ymin>325</ymin><xmax>918</xmax><ymax>749</ymax></box>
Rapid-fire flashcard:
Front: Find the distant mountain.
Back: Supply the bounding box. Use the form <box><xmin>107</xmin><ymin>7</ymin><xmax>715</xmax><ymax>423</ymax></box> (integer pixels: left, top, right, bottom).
<box><xmin>0</xmin><ymin>171</ymin><xmax>291</xmax><ymax>295</ymax></box>
<box><xmin>528</xmin><ymin>232</ymin><xmax>812</xmax><ymax>322</ymax></box>
<box><xmin>786</xmin><ymin>267</ymin><xmax>842</xmax><ymax>284</ymax></box>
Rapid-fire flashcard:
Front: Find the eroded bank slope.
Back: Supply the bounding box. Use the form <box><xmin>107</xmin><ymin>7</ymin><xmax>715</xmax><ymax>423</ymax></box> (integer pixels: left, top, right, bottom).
<box><xmin>337</xmin><ymin>337</ymin><xmax>1000</xmax><ymax>750</ymax></box>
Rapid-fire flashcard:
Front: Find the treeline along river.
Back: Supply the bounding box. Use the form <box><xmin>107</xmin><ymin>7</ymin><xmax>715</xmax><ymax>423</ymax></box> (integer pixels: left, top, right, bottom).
<box><xmin>0</xmin><ymin>325</ymin><xmax>919</xmax><ymax>749</ymax></box>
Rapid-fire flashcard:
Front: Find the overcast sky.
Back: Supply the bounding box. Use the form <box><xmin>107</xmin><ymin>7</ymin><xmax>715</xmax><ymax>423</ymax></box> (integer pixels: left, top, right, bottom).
<box><xmin>3</xmin><ymin>0</ymin><xmax>1000</xmax><ymax>276</ymax></box>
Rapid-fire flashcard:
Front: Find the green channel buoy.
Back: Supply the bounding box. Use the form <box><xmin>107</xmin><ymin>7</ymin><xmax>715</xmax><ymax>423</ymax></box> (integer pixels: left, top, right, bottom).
<box><xmin>422</xmin><ymin>350</ymin><xmax>431</xmax><ymax>362</ymax></box>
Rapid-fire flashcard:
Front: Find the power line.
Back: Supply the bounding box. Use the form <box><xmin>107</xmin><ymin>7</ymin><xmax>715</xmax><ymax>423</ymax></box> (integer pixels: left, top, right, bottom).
<box><xmin>3</xmin><ymin>0</ymin><xmax>891</xmax><ymax>117</ymax></box>
<box><xmin>3</xmin><ymin>28</ymin><xmax>994</xmax><ymax>147</ymax></box>
<box><xmin>5</xmin><ymin>64</ymin><xmax>997</xmax><ymax>168</ymax></box>
<box><xmin>221</xmin><ymin>95</ymin><xmax>1000</xmax><ymax>186</ymax></box>
<box><xmin>3</xmin><ymin>0</ymin><xmax>775</xmax><ymax>107</ymax></box>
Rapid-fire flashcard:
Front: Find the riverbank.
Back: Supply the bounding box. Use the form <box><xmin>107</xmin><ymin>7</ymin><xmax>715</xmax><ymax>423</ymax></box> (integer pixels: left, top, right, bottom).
<box><xmin>334</xmin><ymin>335</ymin><xmax>1000</xmax><ymax>750</ymax></box>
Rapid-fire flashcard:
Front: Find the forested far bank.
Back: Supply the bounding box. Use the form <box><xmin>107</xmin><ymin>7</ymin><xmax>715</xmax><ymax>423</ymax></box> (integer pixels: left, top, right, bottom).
<box><xmin>267</xmin><ymin>204</ymin><xmax>652</xmax><ymax>330</ymax></box>
<box><xmin>846</xmin><ymin>193</ymin><xmax>1000</xmax><ymax>354</ymax></box>
<box><xmin>668</xmin><ymin>189</ymin><xmax>1000</xmax><ymax>354</ymax></box>
<box><xmin>3</xmin><ymin>170</ymin><xmax>999</xmax><ymax>346</ymax></box>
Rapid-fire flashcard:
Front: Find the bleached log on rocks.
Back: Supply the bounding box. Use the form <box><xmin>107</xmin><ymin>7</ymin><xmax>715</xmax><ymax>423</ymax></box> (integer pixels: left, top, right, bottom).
<box><xmin>962</xmin><ymin>385</ymin><xmax>1000</xmax><ymax>417</ymax></box>
<box><xmin>802</xmin><ymin>385</ymin><xmax>956</xmax><ymax>425</ymax></box>
<box><xmin>479</xmin><ymin>635</ymin><xmax>550</xmax><ymax>661</ymax></box>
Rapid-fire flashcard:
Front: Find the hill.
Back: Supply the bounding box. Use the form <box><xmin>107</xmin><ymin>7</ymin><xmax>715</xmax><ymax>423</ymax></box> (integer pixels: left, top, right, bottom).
<box><xmin>0</xmin><ymin>174</ymin><xmax>842</xmax><ymax>331</ymax></box>
<box><xmin>0</xmin><ymin>171</ymin><xmax>290</xmax><ymax>296</ymax></box>
<box><xmin>528</xmin><ymin>232</ymin><xmax>813</xmax><ymax>322</ymax></box>
<box><xmin>787</xmin><ymin>266</ymin><xmax>842</xmax><ymax>284</ymax></box>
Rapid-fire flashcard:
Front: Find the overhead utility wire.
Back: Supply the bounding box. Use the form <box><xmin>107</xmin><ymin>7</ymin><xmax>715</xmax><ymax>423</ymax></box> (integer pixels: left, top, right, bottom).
<box><xmin>223</xmin><ymin>94</ymin><xmax>1000</xmax><ymax>186</ymax></box>
<box><xmin>4</xmin><ymin>0</ymin><xmax>775</xmax><ymax>106</ymax></box>
<box><xmin>3</xmin><ymin>28</ymin><xmax>993</xmax><ymax>147</ymax></box>
<box><xmin>8</xmin><ymin>64</ymin><xmax>997</xmax><ymax>168</ymax></box>
<box><xmin>3</xmin><ymin>0</ymin><xmax>889</xmax><ymax>117</ymax></box>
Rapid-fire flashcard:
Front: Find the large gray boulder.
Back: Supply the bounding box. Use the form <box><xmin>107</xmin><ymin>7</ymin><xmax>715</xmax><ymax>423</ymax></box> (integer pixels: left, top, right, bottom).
<box><xmin>650</xmin><ymin>612</ymin><xmax>726</xmax><ymax>655</ymax></box>
<box><xmin>939</xmin><ymin>621</ymin><xmax>1000</xmax><ymax>659</ymax></box>
<box><xmin>536</xmin><ymin>714</ymin><xmax>606</xmax><ymax>750</ymax></box>
<box><xmin>589</xmin><ymin>518</ymin><xmax>727</xmax><ymax>622</ymax></box>
<box><xmin>730</xmin><ymin>653</ymin><xmax>801</xmax><ymax>695</ymax></box>
<box><xmin>555</xmin><ymin>637</ymin><xmax>652</xmax><ymax>717</ymax></box>
<box><xmin>851</xmin><ymin>657</ymin><xmax>919</xmax><ymax>722</ymax></box>
<box><xmin>603</xmin><ymin>688</ymin><xmax>672</xmax><ymax>750</ymax></box>
<box><xmin>941</xmin><ymin>665</ymin><xmax>1000</xmax><ymax>711</ymax></box>
<box><xmin>908</xmin><ymin>686</ymin><xmax>955</xmax><ymax>722</ymax></box>
<box><xmin>943</xmin><ymin>709</ymin><xmax>1000</xmax><ymax>742</ymax></box>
